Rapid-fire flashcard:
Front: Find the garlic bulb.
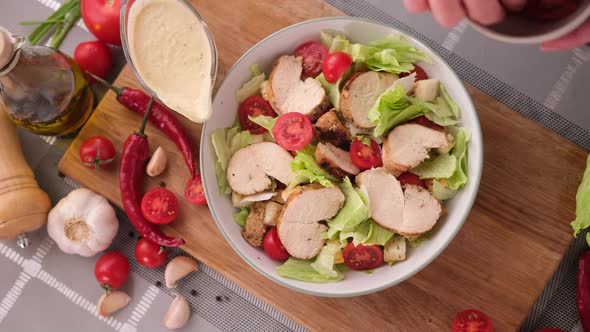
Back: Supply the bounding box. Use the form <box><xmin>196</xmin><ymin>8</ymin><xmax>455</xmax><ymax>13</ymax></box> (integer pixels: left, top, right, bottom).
<box><xmin>48</xmin><ymin>188</ymin><xmax>119</xmax><ymax>257</ymax></box>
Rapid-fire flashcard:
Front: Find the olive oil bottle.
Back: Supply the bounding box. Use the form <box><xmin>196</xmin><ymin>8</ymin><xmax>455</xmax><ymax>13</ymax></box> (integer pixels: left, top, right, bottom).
<box><xmin>0</xmin><ymin>26</ymin><xmax>94</xmax><ymax>136</ymax></box>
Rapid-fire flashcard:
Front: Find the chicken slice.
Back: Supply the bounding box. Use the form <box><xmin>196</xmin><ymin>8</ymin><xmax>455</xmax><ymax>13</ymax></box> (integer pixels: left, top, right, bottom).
<box><xmin>382</xmin><ymin>123</ymin><xmax>448</xmax><ymax>174</ymax></box>
<box><xmin>315</xmin><ymin>142</ymin><xmax>360</xmax><ymax>178</ymax></box>
<box><xmin>227</xmin><ymin>142</ymin><xmax>294</xmax><ymax>195</ymax></box>
<box><xmin>339</xmin><ymin>71</ymin><xmax>398</xmax><ymax>129</ymax></box>
<box><xmin>241</xmin><ymin>202</ymin><xmax>267</xmax><ymax>247</ymax></box>
<box><xmin>357</xmin><ymin>168</ymin><xmax>442</xmax><ymax>237</ymax></box>
<box><xmin>278</xmin><ymin>184</ymin><xmax>345</xmax><ymax>259</ymax></box>
<box><xmin>263</xmin><ymin>55</ymin><xmax>329</xmax><ymax>121</ymax></box>
<box><xmin>314</xmin><ymin>110</ymin><xmax>352</xmax><ymax>150</ymax></box>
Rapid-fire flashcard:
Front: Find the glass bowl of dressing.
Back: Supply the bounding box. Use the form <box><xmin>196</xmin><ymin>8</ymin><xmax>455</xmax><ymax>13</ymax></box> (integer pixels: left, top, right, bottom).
<box><xmin>120</xmin><ymin>0</ymin><xmax>218</xmax><ymax>123</ymax></box>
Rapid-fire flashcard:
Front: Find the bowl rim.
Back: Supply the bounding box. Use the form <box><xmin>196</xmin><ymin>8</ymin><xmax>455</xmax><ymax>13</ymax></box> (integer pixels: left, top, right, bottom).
<box><xmin>469</xmin><ymin>1</ymin><xmax>590</xmax><ymax>44</ymax></box>
<box><xmin>119</xmin><ymin>0</ymin><xmax>218</xmax><ymax>98</ymax></box>
<box><xmin>200</xmin><ymin>16</ymin><xmax>483</xmax><ymax>297</ymax></box>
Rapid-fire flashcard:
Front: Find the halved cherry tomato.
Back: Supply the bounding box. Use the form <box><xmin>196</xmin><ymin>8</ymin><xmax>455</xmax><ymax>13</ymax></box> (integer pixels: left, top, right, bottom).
<box><xmin>322</xmin><ymin>51</ymin><xmax>353</xmax><ymax>83</ymax></box>
<box><xmin>294</xmin><ymin>41</ymin><xmax>328</xmax><ymax>78</ymax></box>
<box><xmin>412</xmin><ymin>115</ymin><xmax>444</xmax><ymax>131</ymax></box>
<box><xmin>79</xmin><ymin>135</ymin><xmax>116</xmax><ymax>169</ymax></box>
<box><xmin>141</xmin><ymin>187</ymin><xmax>179</xmax><ymax>225</ymax></box>
<box><xmin>400</xmin><ymin>64</ymin><xmax>429</xmax><ymax>81</ymax></box>
<box><xmin>350</xmin><ymin>139</ymin><xmax>383</xmax><ymax>170</ymax></box>
<box><xmin>263</xmin><ymin>228</ymin><xmax>290</xmax><ymax>261</ymax></box>
<box><xmin>135</xmin><ymin>237</ymin><xmax>167</xmax><ymax>268</ymax></box>
<box><xmin>452</xmin><ymin>309</ymin><xmax>493</xmax><ymax>332</ymax></box>
<box><xmin>342</xmin><ymin>243</ymin><xmax>384</xmax><ymax>271</ymax></box>
<box><xmin>185</xmin><ymin>175</ymin><xmax>207</xmax><ymax>205</ymax></box>
<box><xmin>94</xmin><ymin>251</ymin><xmax>129</xmax><ymax>290</ymax></box>
<box><xmin>398</xmin><ymin>172</ymin><xmax>425</xmax><ymax>188</ymax></box>
<box><xmin>273</xmin><ymin>112</ymin><xmax>313</xmax><ymax>151</ymax></box>
<box><xmin>238</xmin><ymin>96</ymin><xmax>277</xmax><ymax>135</ymax></box>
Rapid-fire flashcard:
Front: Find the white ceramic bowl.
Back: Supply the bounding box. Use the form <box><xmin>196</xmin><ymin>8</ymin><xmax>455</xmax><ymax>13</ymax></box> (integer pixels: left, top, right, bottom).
<box><xmin>200</xmin><ymin>17</ymin><xmax>483</xmax><ymax>297</ymax></box>
<box><xmin>471</xmin><ymin>0</ymin><xmax>590</xmax><ymax>44</ymax></box>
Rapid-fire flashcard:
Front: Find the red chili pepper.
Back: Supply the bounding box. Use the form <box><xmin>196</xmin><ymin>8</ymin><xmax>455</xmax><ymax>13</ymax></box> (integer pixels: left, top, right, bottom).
<box><xmin>89</xmin><ymin>73</ymin><xmax>196</xmax><ymax>179</ymax></box>
<box><xmin>120</xmin><ymin>97</ymin><xmax>184</xmax><ymax>247</ymax></box>
<box><xmin>578</xmin><ymin>250</ymin><xmax>590</xmax><ymax>332</ymax></box>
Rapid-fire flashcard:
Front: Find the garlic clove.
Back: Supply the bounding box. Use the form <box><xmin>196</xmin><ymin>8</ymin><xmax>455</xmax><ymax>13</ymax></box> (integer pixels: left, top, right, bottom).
<box><xmin>163</xmin><ymin>294</ymin><xmax>190</xmax><ymax>330</ymax></box>
<box><xmin>97</xmin><ymin>290</ymin><xmax>131</xmax><ymax>317</ymax></box>
<box><xmin>146</xmin><ymin>146</ymin><xmax>168</xmax><ymax>177</ymax></box>
<box><xmin>165</xmin><ymin>256</ymin><xmax>198</xmax><ymax>288</ymax></box>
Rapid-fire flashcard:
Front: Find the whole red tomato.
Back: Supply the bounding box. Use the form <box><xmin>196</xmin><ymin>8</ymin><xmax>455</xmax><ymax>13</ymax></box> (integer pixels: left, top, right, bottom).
<box><xmin>79</xmin><ymin>136</ymin><xmax>116</xmax><ymax>169</ymax></box>
<box><xmin>74</xmin><ymin>41</ymin><xmax>113</xmax><ymax>82</ymax></box>
<box><xmin>135</xmin><ymin>238</ymin><xmax>168</xmax><ymax>268</ymax></box>
<box><xmin>81</xmin><ymin>0</ymin><xmax>123</xmax><ymax>45</ymax></box>
<box><xmin>94</xmin><ymin>251</ymin><xmax>130</xmax><ymax>290</ymax></box>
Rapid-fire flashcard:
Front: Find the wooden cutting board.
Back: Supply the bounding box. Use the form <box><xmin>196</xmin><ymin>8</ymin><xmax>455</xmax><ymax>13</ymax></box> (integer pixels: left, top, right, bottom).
<box><xmin>58</xmin><ymin>0</ymin><xmax>589</xmax><ymax>330</ymax></box>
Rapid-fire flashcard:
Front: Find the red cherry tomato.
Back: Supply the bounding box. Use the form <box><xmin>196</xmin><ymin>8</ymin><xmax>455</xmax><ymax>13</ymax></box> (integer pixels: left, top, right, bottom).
<box><xmin>141</xmin><ymin>187</ymin><xmax>179</xmax><ymax>225</ymax></box>
<box><xmin>294</xmin><ymin>41</ymin><xmax>328</xmax><ymax>78</ymax></box>
<box><xmin>135</xmin><ymin>238</ymin><xmax>168</xmax><ymax>268</ymax></box>
<box><xmin>81</xmin><ymin>0</ymin><xmax>123</xmax><ymax>45</ymax></box>
<box><xmin>272</xmin><ymin>112</ymin><xmax>314</xmax><ymax>151</ymax></box>
<box><xmin>412</xmin><ymin>115</ymin><xmax>444</xmax><ymax>131</ymax></box>
<box><xmin>322</xmin><ymin>51</ymin><xmax>353</xmax><ymax>83</ymax></box>
<box><xmin>400</xmin><ymin>64</ymin><xmax>429</xmax><ymax>81</ymax></box>
<box><xmin>74</xmin><ymin>41</ymin><xmax>113</xmax><ymax>83</ymax></box>
<box><xmin>451</xmin><ymin>309</ymin><xmax>493</xmax><ymax>332</ymax></box>
<box><xmin>263</xmin><ymin>228</ymin><xmax>290</xmax><ymax>261</ymax></box>
<box><xmin>94</xmin><ymin>251</ymin><xmax>130</xmax><ymax>290</ymax></box>
<box><xmin>398</xmin><ymin>172</ymin><xmax>426</xmax><ymax>188</ymax></box>
<box><xmin>185</xmin><ymin>175</ymin><xmax>207</xmax><ymax>205</ymax></box>
<box><xmin>238</xmin><ymin>96</ymin><xmax>277</xmax><ymax>135</ymax></box>
<box><xmin>342</xmin><ymin>243</ymin><xmax>384</xmax><ymax>271</ymax></box>
<box><xmin>350</xmin><ymin>139</ymin><xmax>383</xmax><ymax>170</ymax></box>
<box><xmin>79</xmin><ymin>136</ymin><xmax>116</xmax><ymax>169</ymax></box>
<box><xmin>523</xmin><ymin>0</ymin><xmax>578</xmax><ymax>22</ymax></box>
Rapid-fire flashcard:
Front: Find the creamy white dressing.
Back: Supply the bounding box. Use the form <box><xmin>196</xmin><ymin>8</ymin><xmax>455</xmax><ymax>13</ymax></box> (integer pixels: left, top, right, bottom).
<box><xmin>127</xmin><ymin>0</ymin><xmax>213</xmax><ymax>123</ymax></box>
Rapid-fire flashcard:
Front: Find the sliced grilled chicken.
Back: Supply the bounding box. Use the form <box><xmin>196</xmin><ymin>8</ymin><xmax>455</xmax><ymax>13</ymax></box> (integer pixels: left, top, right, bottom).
<box><xmin>227</xmin><ymin>142</ymin><xmax>294</xmax><ymax>195</ymax></box>
<box><xmin>278</xmin><ymin>184</ymin><xmax>345</xmax><ymax>259</ymax></box>
<box><xmin>262</xmin><ymin>55</ymin><xmax>328</xmax><ymax>121</ymax></box>
<box><xmin>339</xmin><ymin>71</ymin><xmax>398</xmax><ymax>129</ymax></box>
<box><xmin>382</xmin><ymin>123</ymin><xmax>448</xmax><ymax>174</ymax></box>
<box><xmin>356</xmin><ymin>168</ymin><xmax>404</xmax><ymax>227</ymax></box>
<box><xmin>315</xmin><ymin>142</ymin><xmax>360</xmax><ymax>178</ymax></box>
<box><xmin>314</xmin><ymin>110</ymin><xmax>351</xmax><ymax>150</ymax></box>
<box><xmin>241</xmin><ymin>202</ymin><xmax>267</xmax><ymax>247</ymax></box>
<box><xmin>357</xmin><ymin>168</ymin><xmax>442</xmax><ymax>237</ymax></box>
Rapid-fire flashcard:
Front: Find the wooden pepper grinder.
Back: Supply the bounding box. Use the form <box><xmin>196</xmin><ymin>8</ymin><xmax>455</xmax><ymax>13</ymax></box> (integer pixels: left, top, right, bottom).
<box><xmin>0</xmin><ymin>110</ymin><xmax>51</xmax><ymax>243</ymax></box>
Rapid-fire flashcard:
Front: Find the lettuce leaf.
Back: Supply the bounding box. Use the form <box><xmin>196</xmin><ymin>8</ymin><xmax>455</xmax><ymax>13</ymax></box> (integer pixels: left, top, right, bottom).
<box><xmin>363</xmin><ymin>219</ymin><xmax>395</xmax><ymax>246</ymax></box>
<box><xmin>368</xmin><ymin>83</ymin><xmax>426</xmax><ymax>137</ymax></box>
<box><xmin>310</xmin><ymin>242</ymin><xmax>343</xmax><ymax>278</ymax></box>
<box><xmin>233</xmin><ymin>208</ymin><xmax>249</xmax><ymax>228</ymax></box>
<box><xmin>235</xmin><ymin>64</ymin><xmax>265</xmax><ymax>103</ymax></box>
<box><xmin>325</xmin><ymin>178</ymin><xmax>370</xmax><ymax>239</ymax></box>
<box><xmin>406</xmin><ymin>84</ymin><xmax>460</xmax><ymax>127</ymax></box>
<box><xmin>248</xmin><ymin>115</ymin><xmax>277</xmax><ymax>136</ymax></box>
<box><xmin>316</xmin><ymin>73</ymin><xmax>346</xmax><ymax>111</ymax></box>
<box><xmin>328</xmin><ymin>34</ymin><xmax>431</xmax><ymax>74</ymax></box>
<box><xmin>446</xmin><ymin>127</ymin><xmax>470</xmax><ymax>190</ymax></box>
<box><xmin>411</xmin><ymin>154</ymin><xmax>457</xmax><ymax>179</ymax></box>
<box><xmin>277</xmin><ymin>258</ymin><xmax>343</xmax><ymax>283</ymax></box>
<box><xmin>211</xmin><ymin>124</ymin><xmax>263</xmax><ymax>195</ymax></box>
<box><xmin>287</xmin><ymin>146</ymin><xmax>336</xmax><ymax>190</ymax></box>
<box><xmin>339</xmin><ymin>220</ymin><xmax>371</xmax><ymax>247</ymax></box>
<box><xmin>571</xmin><ymin>155</ymin><xmax>590</xmax><ymax>243</ymax></box>
<box><xmin>432</xmin><ymin>179</ymin><xmax>458</xmax><ymax>201</ymax></box>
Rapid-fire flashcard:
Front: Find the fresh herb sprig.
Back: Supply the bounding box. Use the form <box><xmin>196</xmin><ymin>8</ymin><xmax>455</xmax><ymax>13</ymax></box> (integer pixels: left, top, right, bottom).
<box><xmin>22</xmin><ymin>0</ymin><xmax>81</xmax><ymax>50</ymax></box>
